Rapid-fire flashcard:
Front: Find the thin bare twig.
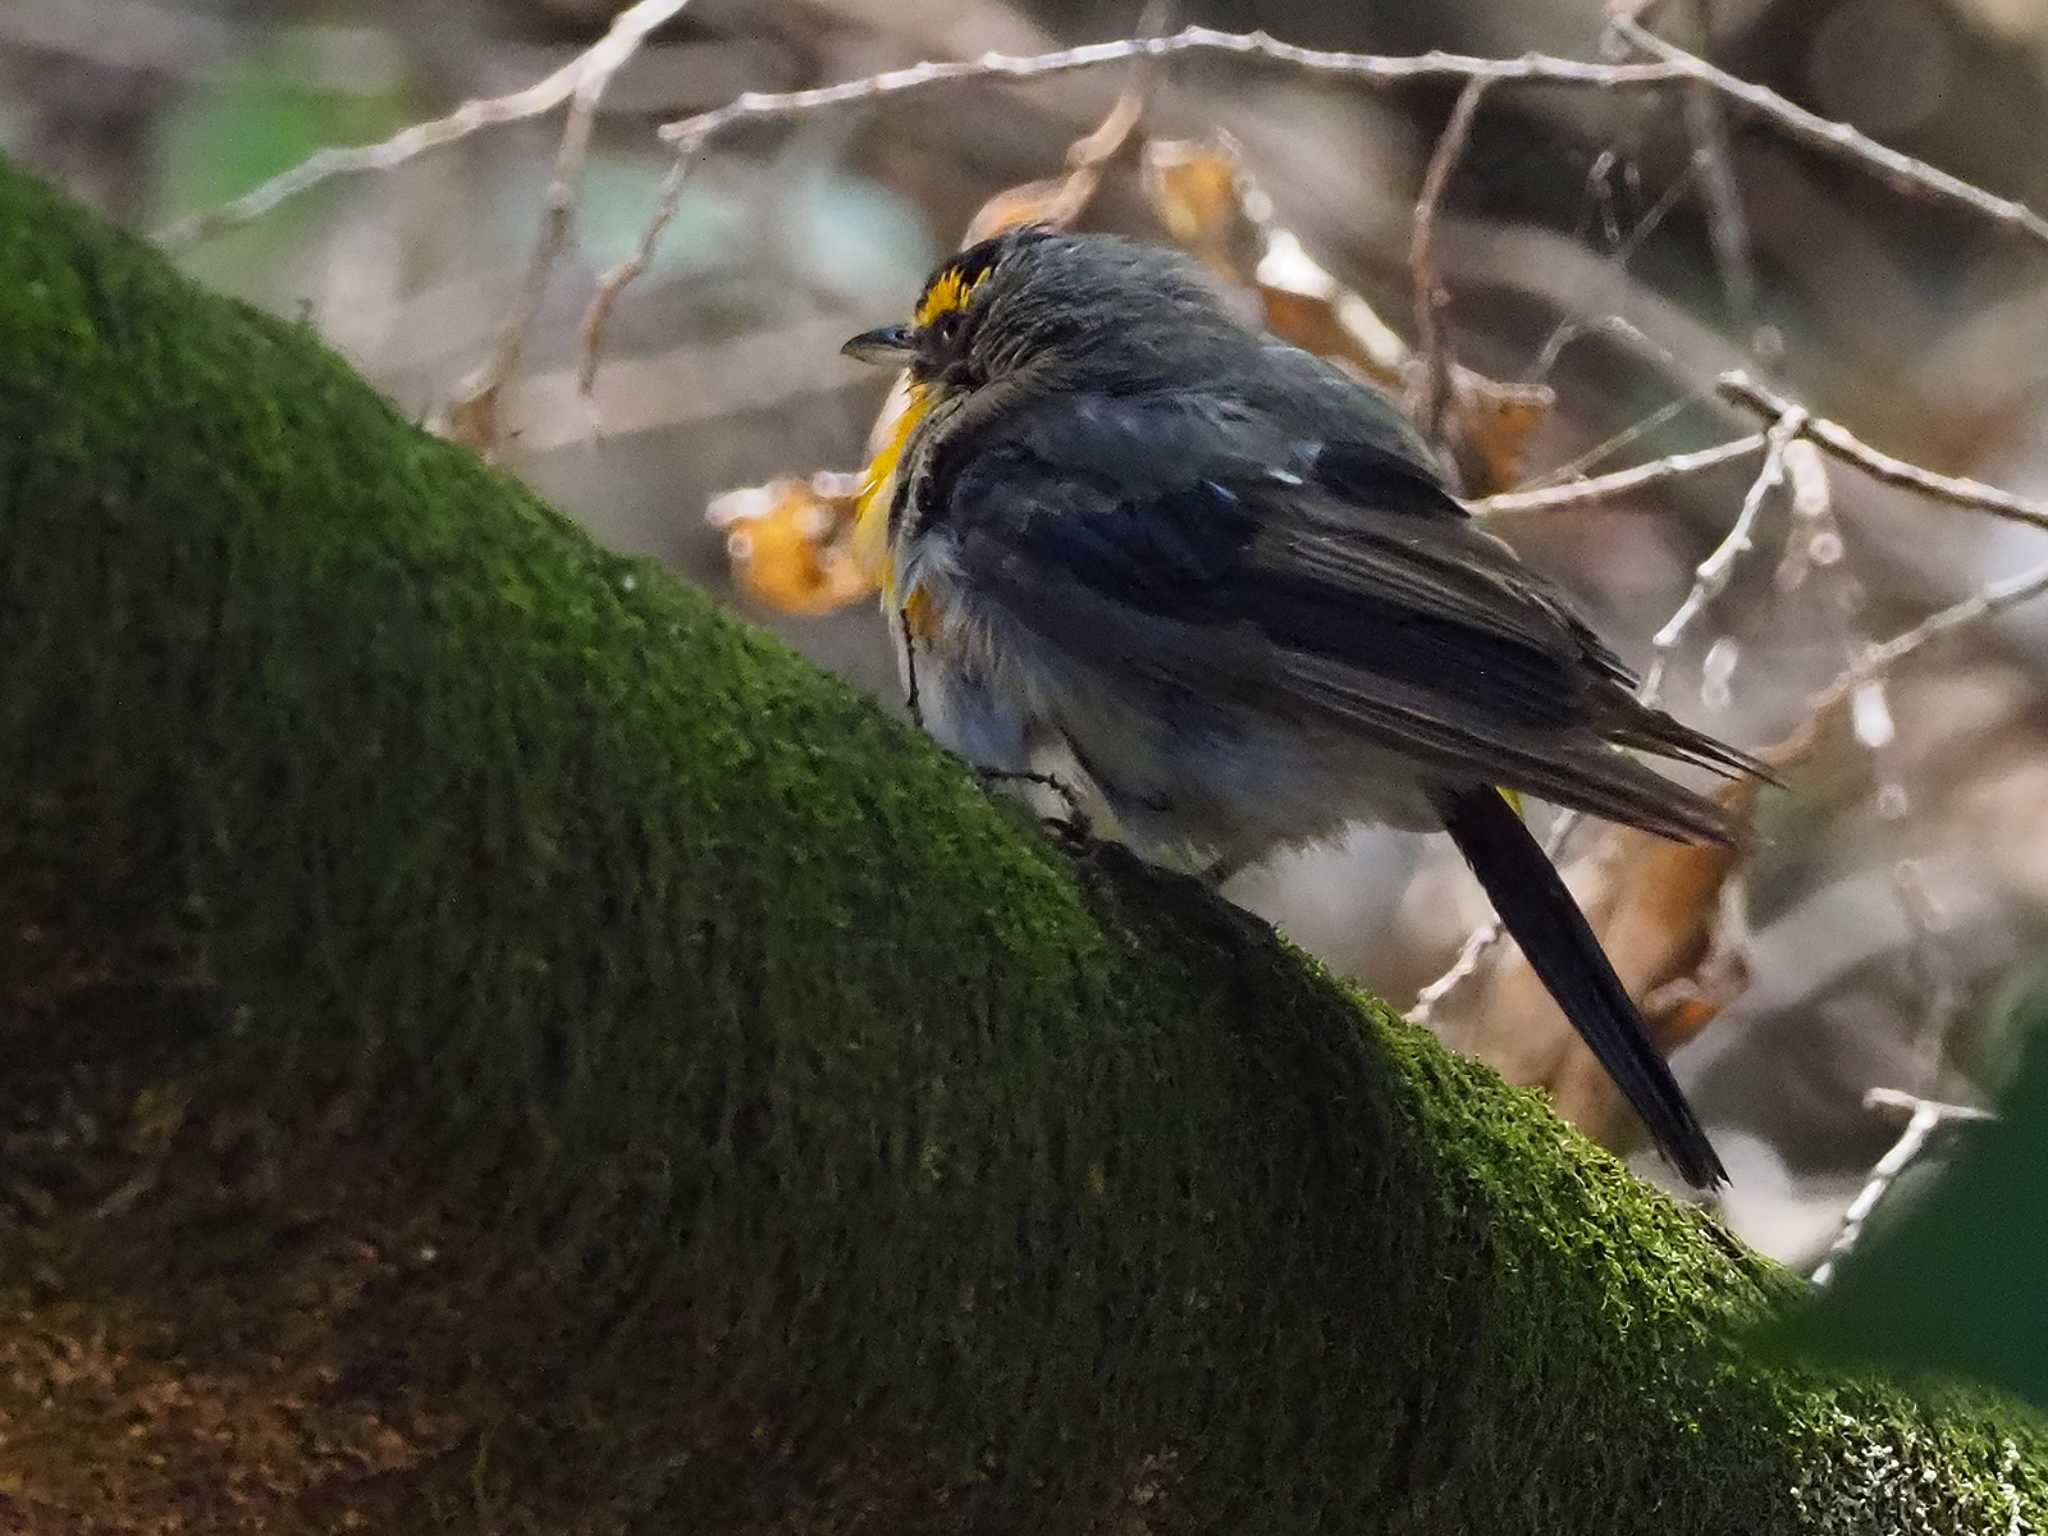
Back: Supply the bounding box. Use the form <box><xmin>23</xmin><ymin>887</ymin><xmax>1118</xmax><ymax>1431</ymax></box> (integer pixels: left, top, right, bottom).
<box><xmin>1614</xmin><ymin>153</ymin><xmax>1700</xmax><ymax>269</ymax></box>
<box><xmin>582</xmin><ymin>1</ymin><xmax>1178</xmax><ymax>403</ymax></box>
<box><xmin>1809</xmin><ymin>1096</ymin><xmax>1940</xmax><ymax>1287</ymax></box>
<box><xmin>1410</xmin><ymin>456</ymin><xmax>1780</xmax><ymax>1023</ymax></box>
<box><xmin>164</xmin><ymin>16</ymin><xmax>2048</xmax><ymax>262</ymax></box>
<box><xmin>1864</xmin><ymin>1086</ymin><xmax>1995</xmax><ymax>1121</ymax></box>
<box><xmin>1077</xmin><ymin>0</ymin><xmax>1179</xmax><ymax>162</ymax></box>
<box><xmin>1408</xmin><ymin>915</ymin><xmax>1504</xmax><ymax>1030</ymax></box>
<box><xmin>1476</xmin><ymin>432</ymin><xmax>1767</xmax><ymax>516</ymax></box>
<box><xmin>1526</xmin><ymin>177</ymin><xmax>1704</xmax><ymax>388</ymax></box>
<box><xmin>1493</xmin><ymin>454</ymin><xmax>1779</xmax><ymax>1035</ymax></box>
<box><xmin>1609</xmin><ymin>7</ymin><xmax>2048</xmax><ymax>250</ymax></box>
<box><xmin>1779</xmin><ymin>438</ymin><xmax>1964</xmax><ymax>1096</ymax></box>
<box><xmin>442</xmin><ymin>0</ymin><xmax>695</xmax><ymax>450</ymax></box>
<box><xmin>157</xmin><ymin>20</ymin><xmax>2048</xmax><ymax>445</ymax></box>
<box><xmin>1707</xmin><ymin>368</ymin><xmax>2048</xmax><ymax>765</ymax></box>
<box><xmin>155</xmin><ymin>0</ymin><xmax>693</xmax><ymax>249</ymax></box>
<box><xmin>1810</xmin><ymin>1089</ymin><xmax>1993</xmax><ymax>1287</ymax></box>
<box><xmin>959</xmin><ymin>2</ymin><xmax>1176</xmax><ymax>244</ymax></box>
<box><xmin>1531</xmin><ymin>286</ymin><xmax>1687</xmax><ymax>385</ymax></box>
<box><xmin>1729</xmin><ymin>372</ymin><xmax>2039</xmax><ymax>1090</ymax></box>
<box><xmin>1721</xmin><ymin>372</ymin><xmax>2048</xmax><ymax>535</ymax></box>
<box><xmin>613</xmin><ymin>27</ymin><xmax>1701</xmax><ymax>368</ymax></box>
<box><xmin>1664</xmin><ymin>0</ymin><xmax>1761</xmax><ymax>339</ymax></box>
<box><xmin>1411</xmin><ymin>77</ymin><xmax>1492</xmax><ymax>449</ymax></box>
<box><xmin>1845</xmin><ymin>558</ymin><xmax>2048</xmax><ymax>694</ymax></box>
<box><xmin>657</xmin><ymin>32</ymin><xmax>1692</xmax><ymax>153</ymax></box>
<box><xmin>1576</xmin><ymin>146</ymin><xmax>1626</xmax><ymax>254</ymax></box>
<box><xmin>1639</xmin><ymin>405</ymin><xmax>1805</xmax><ymax>704</ymax></box>
<box><xmin>1773</xmin><ymin>437</ymin><xmax>1837</xmax><ymax>595</ymax></box>
<box><xmin>580</xmin><ymin>148</ymin><xmax>692</xmax><ymax>400</ymax></box>
<box><xmin>1766</xmin><ymin>554</ymin><xmax>2048</xmax><ymax>769</ymax></box>
<box><xmin>1513</xmin><ymin>389</ymin><xmax>1707</xmax><ymax>492</ymax></box>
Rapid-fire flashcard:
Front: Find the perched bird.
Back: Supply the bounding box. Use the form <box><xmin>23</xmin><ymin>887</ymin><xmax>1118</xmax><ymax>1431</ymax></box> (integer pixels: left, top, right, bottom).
<box><xmin>842</xmin><ymin>227</ymin><xmax>1763</xmax><ymax>1187</ymax></box>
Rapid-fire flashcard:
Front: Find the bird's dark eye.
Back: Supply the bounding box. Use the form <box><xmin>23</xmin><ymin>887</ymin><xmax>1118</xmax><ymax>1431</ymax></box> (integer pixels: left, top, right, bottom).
<box><xmin>931</xmin><ymin>310</ymin><xmax>965</xmax><ymax>348</ymax></box>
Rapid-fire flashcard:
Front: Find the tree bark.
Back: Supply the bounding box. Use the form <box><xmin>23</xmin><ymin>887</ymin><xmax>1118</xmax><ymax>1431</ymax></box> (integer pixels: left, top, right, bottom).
<box><xmin>0</xmin><ymin>158</ymin><xmax>2040</xmax><ymax>1534</ymax></box>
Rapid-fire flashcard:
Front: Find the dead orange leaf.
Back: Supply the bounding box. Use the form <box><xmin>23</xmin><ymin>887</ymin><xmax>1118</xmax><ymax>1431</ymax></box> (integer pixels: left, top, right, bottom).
<box><xmin>1140</xmin><ymin>138</ymin><xmax>1256</xmax><ymax>279</ymax></box>
<box><xmin>1444</xmin><ymin>377</ymin><xmax>1556</xmax><ymax>497</ymax></box>
<box><xmin>707</xmin><ymin>475</ymin><xmax>870</xmax><ymax>617</ymax></box>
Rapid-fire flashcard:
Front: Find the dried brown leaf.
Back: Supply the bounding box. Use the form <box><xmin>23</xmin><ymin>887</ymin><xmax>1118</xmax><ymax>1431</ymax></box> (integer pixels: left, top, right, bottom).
<box><xmin>1443</xmin><ymin>376</ymin><xmax>1556</xmax><ymax>497</ymax></box>
<box><xmin>441</xmin><ymin>383</ymin><xmax>502</xmax><ymax>456</ymax></box>
<box><xmin>963</xmin><ymin>55</ymin><xmax>1154</xmax><ymax>243</ymax></box>
<box><xmin>1257</xmin><ymin>285</ymin><xmax>1409</xmax><ymax>392</ymax></box>
<box><xmin>962</xmin><ymin>167</ymin><xmax>1106</xmax><ymax>244</ymax></box>
<box><xmin>1141</xmin><ymin>138</ymin><xmax>1256</xmax><ymax>278</ymax></box>
<box><xmin>1144</xmin><ymin>138</ymin><xmax>1414</xmax><ymax>387</ymax></box>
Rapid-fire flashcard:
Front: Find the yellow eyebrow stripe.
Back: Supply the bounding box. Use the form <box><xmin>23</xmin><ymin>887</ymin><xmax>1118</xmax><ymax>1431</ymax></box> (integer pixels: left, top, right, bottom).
<box><xmin>913</xmin><ymin>263</ymin><xmax>990</xmax><ymax>327</ymax></box>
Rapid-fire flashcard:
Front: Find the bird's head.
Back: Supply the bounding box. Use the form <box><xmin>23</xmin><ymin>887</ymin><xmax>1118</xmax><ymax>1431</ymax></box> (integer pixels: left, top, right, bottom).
<box><xmin>840</xmin><ymin>226</ymin><xmax>1239</xmax><ymax>403</ymax></box>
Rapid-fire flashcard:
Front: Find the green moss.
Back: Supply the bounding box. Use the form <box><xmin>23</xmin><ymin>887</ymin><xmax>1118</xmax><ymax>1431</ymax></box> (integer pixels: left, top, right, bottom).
<box><xmin>0</xmin><ymin>156</ymin><xmax>2042</xmax><ymax>1532</ymax></box>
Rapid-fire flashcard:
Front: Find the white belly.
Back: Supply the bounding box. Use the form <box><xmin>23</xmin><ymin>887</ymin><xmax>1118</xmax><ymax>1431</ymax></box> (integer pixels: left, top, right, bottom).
<box><xmin>894</xmin><ymin>584</ymin><xmax>1438</xmax><ymax>877</ymax></box>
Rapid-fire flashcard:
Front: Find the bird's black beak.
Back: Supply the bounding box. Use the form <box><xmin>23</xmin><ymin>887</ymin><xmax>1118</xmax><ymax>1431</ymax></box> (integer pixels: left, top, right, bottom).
<box><xmin>841</xmin><ymin>324</ymin><xmax>914</xmax><ymax>364</ymax></box>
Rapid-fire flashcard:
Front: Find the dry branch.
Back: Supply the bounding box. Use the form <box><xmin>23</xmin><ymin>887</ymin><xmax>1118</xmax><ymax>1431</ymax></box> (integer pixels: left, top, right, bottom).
<box><xmin>652</xmin><ymin>32</ymin><xmax>1692</xmax><ymax>152</ymax></box>
<box><xmin>1722</xmin><ymin>372</ymin><xmax>2048</xmax><ymax>535</ymax></box>
<box><xmin>442</xmin><ymin>0</ymin><xmax>698</xmax><ymax>452</ymax></box>
<box><xmin>1609</xmin><ymin>6</ymin><xmax>2048</xmax><ymax>250</ymax></box>
<box><xmin>1407</xmin><ymin>810</ymin><xmax>1581</xmax><ymax>1031</ymax></box>
<box><xmin>1412</xmin><ymin>419</ymin><xmax>1799</xmax><ymax>1042</ymax></box>
<box><xmin>1473</xmin><ymin>432</ymin><xmax>1766</xmax><ymax>516</ymax></box>
<box><xmin>579</xmin><ymin>148</ymin><xmax>692</xmax><ymax>400</ymax></box>
<box><xmin>1410</xmin><ymin>77</ymin><xmax>1492</xmax><ymax>452</ymax></box>
<box><xmin>154</xmin><ymin>0</ymin><xmax>693</xmax><ymax>250</ymax></box>
<box><xmin>152</xmin><ymin>16</ymin><xmax>2048</xmax><ymax>469</ymax></box>
<box><xmin>1810</xmin><ymin>1090</ymin><xmax>1995</xmax><ymax>1287</ymax></box>
<box><xmin>1624</xmin><ymin>0</ymin><xmax>1761</xmax><ymax>338</ymax></box>
<box><xmin>1767</xmin><ymin>555</ymin><xmax>2048</xmax><ymax>770</ymax></box>
<box><xmin>1639</xmin><ymin>405</ymin><xmax>1804</xmax><ymax>703</ymax></box>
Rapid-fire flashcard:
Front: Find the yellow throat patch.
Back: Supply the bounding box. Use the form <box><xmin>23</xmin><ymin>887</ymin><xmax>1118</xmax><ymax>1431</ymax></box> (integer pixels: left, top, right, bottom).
<box><xmin>851</xmin><ymin>378</ymin><xmax>929</xmax><ymax>608</ymax></box>
<box><xmin>850</xmin><ymin>258</ymin><xmax>992</xmax><ymax>629</ymax></box>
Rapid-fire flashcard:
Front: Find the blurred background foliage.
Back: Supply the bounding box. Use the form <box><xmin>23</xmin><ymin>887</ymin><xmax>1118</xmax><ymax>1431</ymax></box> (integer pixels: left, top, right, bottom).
<box><xmin>7</xmin><ymin>0</ymin><xmax>2048</xmax><ymax>1343</ymax></box>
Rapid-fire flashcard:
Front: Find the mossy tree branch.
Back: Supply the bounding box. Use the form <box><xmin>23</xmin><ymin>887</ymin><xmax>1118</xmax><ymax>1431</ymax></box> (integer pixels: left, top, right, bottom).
<box><xmin>0</xmin><ymin>160</ymin><xmax>2040</xmax><ymax>1533</ymax></box>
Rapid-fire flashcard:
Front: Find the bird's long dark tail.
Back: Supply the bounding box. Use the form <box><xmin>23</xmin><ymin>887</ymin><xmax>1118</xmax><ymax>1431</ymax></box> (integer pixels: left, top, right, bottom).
<box><xmin>1430</xmin><ymin>784</ymin><xmax>1728</xmax><ymax>1189</ymax></box>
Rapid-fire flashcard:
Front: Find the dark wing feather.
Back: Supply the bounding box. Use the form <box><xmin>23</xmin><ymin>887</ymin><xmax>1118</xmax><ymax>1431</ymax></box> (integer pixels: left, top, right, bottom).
<box><xmin>936</xmin><ymin>385</ymin><xmax>1741</xmax><ymax>841</ymax></box>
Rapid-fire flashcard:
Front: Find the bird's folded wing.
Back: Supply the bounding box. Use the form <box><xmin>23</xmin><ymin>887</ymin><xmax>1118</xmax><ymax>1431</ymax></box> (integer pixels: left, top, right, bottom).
<box><xmin>935</xmin><ymin>390</ymin><xmax>1731</xmax><ymax>842</ymax></box>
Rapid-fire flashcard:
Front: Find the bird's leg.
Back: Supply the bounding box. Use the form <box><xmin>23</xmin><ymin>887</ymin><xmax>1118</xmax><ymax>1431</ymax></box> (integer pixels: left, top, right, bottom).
<box><xmin>897</xmin><ymin>605</ymin><xmax>925</xmax><ymax>730</ymax></box>
<box><xmin>974</xmin><ymin>767</ymin><xmax>1093</xmax><ymax>844</ymax></box>
<box><xmin>1198</xmin><ymin>852</ymin><xmax>1249</xmax><ymax>887</ymax></box>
